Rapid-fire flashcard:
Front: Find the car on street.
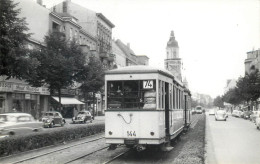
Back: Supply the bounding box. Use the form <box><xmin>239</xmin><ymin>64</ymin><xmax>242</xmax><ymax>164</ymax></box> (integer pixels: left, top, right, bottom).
<box><xmin>255</xmin><ymin>112</ymin><xmax>260</xmax><ymax>129</ymax></box>
<box><xmin>40</xmin><ymin>111</ymin><xmax>65</xmax><ymax>128</ymax></box>
<box><xmin>0</xmin><ymin>113</ymin><xmax>43</xmax><ymax>137</ymax></box>
<box><xmin>250</xmin><ymin>111</ymin><xmax>260</xmax><ymax>123</ymax></box>
<box><xmin>209</xmin><ymin>109</ymin><xmax>215</xmax><ymax>115</ymax></box>
<box><xmin>243</xmin><ymin>110</ymin><xmax>253</xmax><ymax>120</ymax></box>
<box><xmin>72</xmin><ymin>111</ymin><xmax>93</xmax><ymax>124</ymax></box>
<box><xmin>215</xmin><ymin>110</ymin><xmax>227</xmax><ymax>121</ymax></box>
<box><xmin>232</xmin><ymin>110</ymin><xmax>243</xmax><ymax>117</ymax></box>
<box><xmin>195</xmin><ymin>106</ymin><xmax>203</xmax><ymax>114</ymax></box>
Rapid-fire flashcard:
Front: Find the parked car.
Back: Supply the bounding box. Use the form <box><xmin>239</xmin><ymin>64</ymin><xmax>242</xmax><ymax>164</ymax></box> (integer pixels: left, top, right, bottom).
<box><xmin>239</xmin><ymin>111</ymin><xmax>245</xmax><ymax>118</ymax></box>
<box><xmin>40</xmin><ymin>111</ymin><xmax>65</xmax><ymax>128</ymax></box>
<box><xmin>0</xmin><ymin>113</ymin><xmax>43</xmax><ymax>137</ymax></box>
<box><xmin>250</xmin><ymin>111</ymin><xmax>260</xmax><ymax>123</ymax></box>
<box><xmin>215</xmin><ymin>110</ymin><xmax>227</xmax><ymax>121</ymax></box>
<box><xmin>255</xmin><ymin>113</ymin><xmax>260</xmax><ymax>129</ymax></box>
<box><xmin>243</xmin><ymin>110</ymin><xmax>253</xmax><ymax>120</ymax></box>
<box><xmin>72</xmin><ymin>111</ymin><xmax>93</xmax><ymax>124</ymax></box>
<box><xmin>209</xmin><ymin>109</ymin><xmax>215</xmax><ymax>115</ymax></box>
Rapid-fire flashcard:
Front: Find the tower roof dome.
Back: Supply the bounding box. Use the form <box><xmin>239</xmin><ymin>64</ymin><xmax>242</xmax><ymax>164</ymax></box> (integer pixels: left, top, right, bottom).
<box><xmin>167</xmin><ymin>31</ymin><xmax>179</xmax><ymax>48</ymax></box>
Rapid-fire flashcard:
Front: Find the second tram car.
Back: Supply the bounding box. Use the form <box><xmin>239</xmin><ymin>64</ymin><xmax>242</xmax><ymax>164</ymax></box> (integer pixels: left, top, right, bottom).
<box><xmin>105</xmin><ymin>66</ymin><xmax>191</xmax><ymax>151</ymax></box>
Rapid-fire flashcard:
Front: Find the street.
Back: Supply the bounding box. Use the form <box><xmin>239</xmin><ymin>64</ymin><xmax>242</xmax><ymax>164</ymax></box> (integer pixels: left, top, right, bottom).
<box><xmin>205</xmin><ymin>113</ymin><xmax>260</xmax><ymax>164</ymax></box>
<box><xmin>0</xmin><ymin>115</ymin><xmax>203</xmax><ymax>164</ymax></box>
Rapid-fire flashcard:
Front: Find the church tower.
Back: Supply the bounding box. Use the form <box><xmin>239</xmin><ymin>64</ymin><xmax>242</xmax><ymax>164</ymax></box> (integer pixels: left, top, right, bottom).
<box><xmin>164</xmin><ymin>31</ymin><xmax>182</xmax><ymax>81</ymax></box>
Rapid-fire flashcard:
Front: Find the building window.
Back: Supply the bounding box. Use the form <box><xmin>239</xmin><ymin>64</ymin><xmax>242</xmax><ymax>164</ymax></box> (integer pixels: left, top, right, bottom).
<box><xmin>69</xmin><ymin>28</ymin><xmax>73</xmax><ymax>40</ymax></box>
<box><xmin>79</xmin><ymin>36</ymin><xmax>82</xmax><ymax>45</ymax></box>
<box><xmin>0</xmin><ymin>97</ymin><xmax>4</xmax><ymax>108</ymax></box>
<box><xmin>74</xmin><ymin>30</ymin><xmax>78</xmax><ymax>41</ymax></box>
<box><xmin>52</xmin><ymin>22</ymin><xmax>60</xmax><ymax>33</ymax></box>
<box><xmin>63</xmin><ymin>1</ymin><xmax>67</xmax><ymax>13</ymax></box>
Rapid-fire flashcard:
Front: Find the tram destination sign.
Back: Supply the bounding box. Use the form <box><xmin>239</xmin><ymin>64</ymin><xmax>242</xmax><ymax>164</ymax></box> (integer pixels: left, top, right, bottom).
<box><xmin>143</xmin><ymin>80</ymin><xmax>153</xmax><ymax>89</ymax></box>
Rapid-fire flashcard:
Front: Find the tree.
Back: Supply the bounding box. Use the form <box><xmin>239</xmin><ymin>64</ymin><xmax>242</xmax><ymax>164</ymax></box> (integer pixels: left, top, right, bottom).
<box><xmin>25</xmin><ymin>32</ymin><xmax>86</xmax><ymax>110</ymax></box>
<box><xmin>223</xmin><ymin>87</ymin><xmax>243</xmax><ymax>106</ymax></box>
<box><xmin>235</xmin><ymin>70</ymin><xmax>260</xmax><ymax>110</ymax></box>
<box><xmin>0</xmin><ymin>0</ymin><xmax>31</xmax><ymax>79</ymax></box>
<box><xmin>191</xmin><ymin>98</ymin><xmax>198</xmax><ymax>108</ymax></box>
<box><xmin>78</xmin><ymin>55</ymin><xmax>105</xmax><ymax>117</ymax></box>
<box><xmin>213</xmin><ymin>96</ymin><xmax>224</xmax><ymax>109</ymax></box>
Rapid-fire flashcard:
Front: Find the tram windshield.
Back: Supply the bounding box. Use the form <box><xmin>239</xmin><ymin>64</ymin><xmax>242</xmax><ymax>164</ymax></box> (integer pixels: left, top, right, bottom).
<box><xmin>107</xmin><ymin>80</ymin><xmax>156</xmax><ymax>110</ymax></box>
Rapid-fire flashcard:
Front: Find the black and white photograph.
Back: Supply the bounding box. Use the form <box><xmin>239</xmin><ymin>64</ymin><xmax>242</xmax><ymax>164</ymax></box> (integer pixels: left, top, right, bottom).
<box><xmin>0</xmin><ymin>0</ymin><xmax>259</xmax><ymax>163</ymax></box>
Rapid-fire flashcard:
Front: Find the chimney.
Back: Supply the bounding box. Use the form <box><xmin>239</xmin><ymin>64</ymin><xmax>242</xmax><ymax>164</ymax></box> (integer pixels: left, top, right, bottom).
<box><xmin>127</xmin><ymin>43</ymin><xmax>130</xmax><ymax>49</ymax></box>
<box><xmin>37</xmin><ymin>0</ymin><xmax>42</xmax><ymax>6</ymax></box>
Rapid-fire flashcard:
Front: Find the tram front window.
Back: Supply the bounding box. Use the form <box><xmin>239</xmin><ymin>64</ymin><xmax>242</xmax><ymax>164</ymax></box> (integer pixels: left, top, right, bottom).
<box><xmin>107</xmin><ymin>80</ymin><xmax>156</xmax><ymax>110</ymax></box>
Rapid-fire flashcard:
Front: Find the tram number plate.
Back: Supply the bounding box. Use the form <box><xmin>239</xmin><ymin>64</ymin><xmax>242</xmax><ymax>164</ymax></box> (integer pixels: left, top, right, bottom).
<box><xmin>143</xmin><ymin>80</ymin><xmax>153</xmax><ymax>89</ymax></box>
<box><xmin>124</xmin><ymin>139</ymin><xmax>138</xmax><ymax>145</ymax></box>
<box><xmin>127</xmin><ymin>131</ymin><xmax>136</xmax><ymax>137</ymax></box>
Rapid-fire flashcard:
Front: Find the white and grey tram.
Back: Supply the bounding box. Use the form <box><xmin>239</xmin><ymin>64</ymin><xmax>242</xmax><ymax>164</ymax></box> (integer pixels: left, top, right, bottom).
<box><xmin>105</xmin><ymin>66</ymin><xmax>191</xmax><ymax>151</ymax></box>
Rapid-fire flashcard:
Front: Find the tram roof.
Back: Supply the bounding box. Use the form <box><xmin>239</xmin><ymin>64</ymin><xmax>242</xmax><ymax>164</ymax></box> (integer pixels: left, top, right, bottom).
<box><xmin>106</xmin><ymin>65</ymin><xmax>183</xmax><ymax>86</ymax></box>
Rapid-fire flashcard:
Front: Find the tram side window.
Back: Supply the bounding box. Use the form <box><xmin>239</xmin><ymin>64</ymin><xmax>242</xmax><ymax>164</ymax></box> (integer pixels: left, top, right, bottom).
<box><xmin>107</xmin><ymin>80</ymin><xmax>156</xmax><ymax>110</ymax></box>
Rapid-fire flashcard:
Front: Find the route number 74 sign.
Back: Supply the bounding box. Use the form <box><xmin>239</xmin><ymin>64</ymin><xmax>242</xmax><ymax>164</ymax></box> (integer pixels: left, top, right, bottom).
<box><xmin>143</xmin><ymin>80</ymin><xmax>153</xmax><ymax>89</ymax></box>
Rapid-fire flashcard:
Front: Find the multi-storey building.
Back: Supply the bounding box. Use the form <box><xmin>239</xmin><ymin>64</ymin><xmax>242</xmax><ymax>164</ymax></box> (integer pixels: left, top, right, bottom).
<box><xmin>0</xmin><ymin>0</ymin><xmax>51</xmax><ymax>117</ymax></box>
<box><xmin>164</xmin><ymin>31</ymin><xmax>182</xmax><ymax>81</ymax></box>
<box><xmin>51</xmin><ymin>0</ymin><xmax>115</xmax><ymax>69</ymax></box>
<box><xmin>1</xmin><ymin>0</ymin><xmax>150</xmax><ymax>116</ymax></box>
<box><xmin>244</xmin><ymin>49</ymin><xmax>260</xmax><ymax>74</ymax></box>
<box><xmin>114</xmin><ymin>39</ymin><xmax>149</xmax><ymax>66</ymax></box>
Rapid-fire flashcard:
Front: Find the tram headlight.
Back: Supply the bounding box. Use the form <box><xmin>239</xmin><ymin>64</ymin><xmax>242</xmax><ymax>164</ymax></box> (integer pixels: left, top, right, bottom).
<box><xmin>150</xmin><ymin>132</ymin><xmax>154</xmax><ymax>136</ymax></box>
<box><xmin>109</xmin><ymin>131</ymin><xmax>113</xmax><ymax>135</ymax></box>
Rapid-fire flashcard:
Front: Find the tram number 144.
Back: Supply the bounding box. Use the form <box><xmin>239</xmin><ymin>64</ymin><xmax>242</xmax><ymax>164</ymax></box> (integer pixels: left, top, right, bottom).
<box><xmin>127</xmin><ymin>131</ymin><xmax>136</xmax><ymax>137</ymax></box>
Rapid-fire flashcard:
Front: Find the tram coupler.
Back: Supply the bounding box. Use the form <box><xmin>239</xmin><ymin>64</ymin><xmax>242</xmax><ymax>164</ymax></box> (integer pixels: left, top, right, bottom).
<box><xmin>160</xmin><ymin>142</ymin><xmax>174</xmax><ymax>152</ymax></box>
<box><xmin>108</xmin><ymin>144</ymin><xmax>117</xmax><ymax>150</ymax></box>
<box><xmin>136</xmin><ymin>144</ymin><xmax>146</xmax><ymax>152</ymax></box>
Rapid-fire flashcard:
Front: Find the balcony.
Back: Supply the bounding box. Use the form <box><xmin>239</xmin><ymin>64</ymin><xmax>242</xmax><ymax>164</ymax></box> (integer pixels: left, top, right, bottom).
<box><xmin>107</xmin><ymin>53</ymin><xmax>115</xmax><ymax>62</ymax></box>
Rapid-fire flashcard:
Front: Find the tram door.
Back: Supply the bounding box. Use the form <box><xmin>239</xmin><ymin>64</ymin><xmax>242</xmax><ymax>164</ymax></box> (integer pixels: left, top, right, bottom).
<box><xmin>165</xmin><ymin>83</ymin><xmax>170</xmax><ymax>136</ymax></box>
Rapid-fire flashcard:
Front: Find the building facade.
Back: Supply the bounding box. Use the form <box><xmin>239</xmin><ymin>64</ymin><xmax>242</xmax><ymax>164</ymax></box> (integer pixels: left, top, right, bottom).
<box><xmin>244</xmin><ymin>49</ymin><xmax>260</xmax><ymax>74</ymax></box>
<box><xmin>51</xmin><ymin>0</ymin><xmax>115</xmax><ymax>69</ymax></box>
<box><xmin>164</xmin><ymin>31</ymin><xmax>182</xmax><ymax>81</ymax></box>
<box><xmin>3</xmin><ymin>0</ymin><xmax>150</xmax><ymax>117</ymax></box>
<box><xmin>114</xmin><ymin>39</ymin><xmax>149</xmax><ymax>66</ymax></box>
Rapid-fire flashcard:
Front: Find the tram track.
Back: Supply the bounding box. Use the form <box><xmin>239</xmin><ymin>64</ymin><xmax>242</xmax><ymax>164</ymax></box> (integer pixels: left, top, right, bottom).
<box><xmin>10</xmin><ymin>136</ymin><xmax>105</xmax><ymax>164</ymax></box>
<box><xmin>102</xmin><ymin>149</ymin><xmax>131</xmax><ymax>164</ymax></box>
<box><xmin>64</xmin><ymin>145</ymin><xmax>110</xmax><ymax>164</ymax></box>
<box><xmin>5</xmin><ymin>115</ymin><xmax>202</xmax><ymax>164</ymax></box>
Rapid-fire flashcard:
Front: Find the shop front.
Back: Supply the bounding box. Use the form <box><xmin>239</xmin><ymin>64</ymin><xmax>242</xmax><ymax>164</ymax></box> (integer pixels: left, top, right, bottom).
<box><xmin>51</xmin><ymin>96</ymin><xmax>84</xmax><ymax>118</ymax></box>
<box><xmin>0</xmin><ymin>81</ymin><xmax>50</xmax><ymax>119</ymax></box>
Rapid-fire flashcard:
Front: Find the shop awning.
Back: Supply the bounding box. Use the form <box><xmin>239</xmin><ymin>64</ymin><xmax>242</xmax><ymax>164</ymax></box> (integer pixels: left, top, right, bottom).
<box><xmin>52</xmin><ymin>96</ymin><xmax>85</xmax><ymax>105</ymax></box>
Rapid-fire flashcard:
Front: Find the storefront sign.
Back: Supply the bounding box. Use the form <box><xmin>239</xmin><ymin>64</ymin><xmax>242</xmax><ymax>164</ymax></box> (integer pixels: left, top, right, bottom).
<box><xmin>0</xmin><ymin>82</ymin><xmax>13</xmax><ymax>92</ymax></box>
<box><xmin>0</xmin><ymin>82</ymin><xmax>50</xmax><ymax>95</ymax></box>
<box><xmin>25</xmin><ymin>94</ymin><xmax>31</xmax><ymax>99</ymax></box>
<box><xmin>14</xmin><ymin>84</ymin><xmax>40</xmax><ymax>93</ymax></box>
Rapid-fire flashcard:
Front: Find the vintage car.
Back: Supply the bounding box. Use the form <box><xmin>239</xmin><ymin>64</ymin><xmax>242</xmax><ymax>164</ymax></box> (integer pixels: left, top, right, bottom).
<box><xmin>215</xmin><ymin>110</ymin><xmax>227</xmax><ymax>121</ymax></box>
<box><xmin>72</xmin><ymin>111</ymin><xmax>93</xmax><ymax>124</ymax></box>
<box><xmin>195</xmin><ymin>106</ymin><xmax>203</xmax><ymax>114</ymax></box>
<box><xmin>243</xmin><ymin>110</ymin><xmax>253</xmax><ymax>120</ymax></box>
<box><xmin>209</xmin><ymin>109</ymin><xmax>215</xmax><ymax>115</ymax></box>
<box><xmin>41</xmin><ymin>111</ymin><xmax>65</xmax><ymax>128</ymax></box>
<box><xmin>0</xmin><ymin>113</ymin><xmax>43</xmax><ymax>137</ymax></box>
<box><xmin>256</xmin><ymin>113</ymin><xmax>260</xmax><ymax>129</ymax></box>
<box><xmin>250</xmin><ymin>111</ymin><xmax>260</xmax><ymax>123</ymax></box>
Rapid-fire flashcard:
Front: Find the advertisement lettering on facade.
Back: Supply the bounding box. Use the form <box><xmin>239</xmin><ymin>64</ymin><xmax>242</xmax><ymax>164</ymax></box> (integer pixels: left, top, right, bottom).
<box><xmin>0</xmin><ymin>82</ymin><xmax>50</xmax><ymax>95</ymax></box>
<box><xmin>0</xmin><ymin>82</ymin><xmax>13</xmax><ymax>92</ymax></box>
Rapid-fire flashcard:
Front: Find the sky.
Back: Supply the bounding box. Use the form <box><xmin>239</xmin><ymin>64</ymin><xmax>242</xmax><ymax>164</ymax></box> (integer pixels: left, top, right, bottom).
<box><xmin>43</xmin><ymin>0</ymin><xmax>260</xmax><ymax>98</ymax></box>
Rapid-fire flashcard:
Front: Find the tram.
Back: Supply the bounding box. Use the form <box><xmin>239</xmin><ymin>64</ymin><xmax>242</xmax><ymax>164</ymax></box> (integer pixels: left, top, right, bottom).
<box><xmin>105</xmin><ymin>66</ymin><xmax>191</xmax><ymax>151</ymax></box>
